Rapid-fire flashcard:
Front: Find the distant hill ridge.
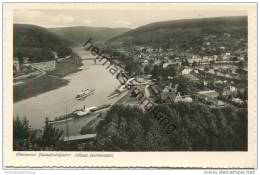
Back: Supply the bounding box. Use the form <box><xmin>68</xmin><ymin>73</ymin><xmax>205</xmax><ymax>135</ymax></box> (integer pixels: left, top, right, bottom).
<box><xmin>107</xmin><ymin>16</ymin><xmax>248</xmax><ymax>48</ymax></box>
<box><xmin>49</xmin><ymin>26</ymin><xmax>130</xmax><ymax>45</ymax></box>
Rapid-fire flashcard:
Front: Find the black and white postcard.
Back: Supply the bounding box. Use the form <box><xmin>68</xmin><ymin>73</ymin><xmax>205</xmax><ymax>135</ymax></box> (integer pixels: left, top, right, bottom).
<box><xmin>2</xmin><ymin>2</ymin><xmax>257</xmax><ymax>168</ymax></box>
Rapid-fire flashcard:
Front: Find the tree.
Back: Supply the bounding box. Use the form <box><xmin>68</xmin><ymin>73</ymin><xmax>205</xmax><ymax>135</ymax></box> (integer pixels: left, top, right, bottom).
<box><xmin>238</xmin><ymin>61</ymin><xmax>244</xmax><ymax>70</ymax></box>
<box><xmin>41</xmin><ymin>47</ymin><xmax>55</xmax><ymax>61</ymax></box>
<box><xmin>166</xmin><ymin>65</ymin><xmax>177</xmax><ymax>77</ymax></box>
<box><xmin>13</xmin><ymin>116</ymin><xmax>30</xmax><ymax>151</ymax></box>
<box><xmin>85</xmin><ymin>103</ymin><xmax>247</xmax><ymax>151</ymax></box>
<box><xmin>40</xmin><ymin>117</ymin><xmax>64</xmax><ymax>150</ymax></box>
<box><xmin>231</xmin><ymin>57</ymin><xmax>238</xmax><ymax>61</ymax></box>
<box><xmin>151</xmin><ymin>65</ymin><xmax>160</xmax><ymax>79</ymax></box>
<box><xmin>144</xmin><ymin>65</ymin><xmax>152</xmax><ymax>74</ymax></box>
<box><xmin>181</xmin><ymin>58</ymin><xmax>189</xmax><ymax>66</ymax></box>
<box><xmin>238</xmin><ymin>88</ymin><xmax>248</xmax><ymax>101</ymax></box>
<box><xmin>176</xmin><ymin>76</ymin><xmax>194</xmax><ymax>95</ymax></box>
<box><xmin>57</xmin><ymin>47</ymin><xmax>72</xmax><ymax>58</ymax></box>
<box><xmin>204</xmin><ymin>66</ymin><xmax>210</xmax><ymax>72</ymax></box>
<box><xmin>209</xmin><ymin>60</ymin><xmax>215</xmax><ymax>68</ymax></box>
<box><xmin>93</xmin><ymin>105</ymin><xmax>146</xmax><ymax>151</ymax></box>
<box><xmin>192</xmin><ymin>61</ymin><xmax>197</xmax><ymax>67</ymax></box>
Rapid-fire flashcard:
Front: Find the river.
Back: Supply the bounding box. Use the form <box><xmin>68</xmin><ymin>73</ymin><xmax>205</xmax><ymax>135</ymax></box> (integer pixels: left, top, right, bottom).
<box><xmin>13</xmin><ymin>47</ymin><xmax>121</xmax><ymax>130</ymax></box>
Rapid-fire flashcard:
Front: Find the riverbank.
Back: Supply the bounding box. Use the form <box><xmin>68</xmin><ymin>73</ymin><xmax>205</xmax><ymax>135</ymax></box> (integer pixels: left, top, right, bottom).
<box><xmin>14</xmin><ymin>74</ymin><xmax>69</xmax><ymax>103</ymax></box>
<box><xmin>13</xmin><ymin>50</ymin><xmax>83</xmax><ymax>103</ymax></box>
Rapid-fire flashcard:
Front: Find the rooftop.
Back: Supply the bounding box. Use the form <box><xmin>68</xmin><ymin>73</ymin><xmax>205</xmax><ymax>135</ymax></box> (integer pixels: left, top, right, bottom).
<box><xmin>197</xmin><ymin>90</ymin><xmax>219</xmax><ymax>98</ymax></box>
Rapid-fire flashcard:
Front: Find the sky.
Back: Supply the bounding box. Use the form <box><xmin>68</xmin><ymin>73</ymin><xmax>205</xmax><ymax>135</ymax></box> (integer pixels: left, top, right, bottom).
<box><xmin>14</xmin><ymin>8</ymin><xmax>247</xmax><ymax>29</ymax></box>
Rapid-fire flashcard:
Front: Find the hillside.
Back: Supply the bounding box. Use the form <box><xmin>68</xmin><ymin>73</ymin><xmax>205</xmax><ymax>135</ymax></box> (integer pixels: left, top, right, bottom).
<box><xmin>13</xmin><ymin>24</ymin><xmax>76</xmax><ymax>63</ymax></box>
<box><xmin>106</xmin><ymin>16</ymin><xmax>247</xmax><ymax>52</ymax></box>
<box><xmin>49</xmin><ymin>26</ymin><xmax>130</xmax><ymax>45</ymax></box>
<box><xmin>14</xmin><ymin>24</ymin><xmax>74</xmax><ymax>48</ymax></box>
<box><xmin>13</xmin><ymin>24</ymin><xmax>83</xmax><ymax>102</ymax></box>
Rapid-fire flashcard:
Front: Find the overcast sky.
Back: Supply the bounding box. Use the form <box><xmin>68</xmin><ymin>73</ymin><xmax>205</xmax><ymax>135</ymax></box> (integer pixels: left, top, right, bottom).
<box><xmin>14</xmin><ymin>9</ymin><xmax>247</xmax><ymax>29</ymax></box>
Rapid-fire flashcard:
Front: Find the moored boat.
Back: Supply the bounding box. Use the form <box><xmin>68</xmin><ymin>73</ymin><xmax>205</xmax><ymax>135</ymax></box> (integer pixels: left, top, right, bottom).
<box><xmin>107</xmin><ymin>91</ymin><xmax>121</xmax><ymax>99</ymax></box>
<box><xmin>49</xmin><ymin>103</ymin><xmax>111</xmax><ymax>123</ymax></box>
<box><xmin>76</xmin><ymin>106</ymin><xmax>97</xmax><ymax>116</ymax></box>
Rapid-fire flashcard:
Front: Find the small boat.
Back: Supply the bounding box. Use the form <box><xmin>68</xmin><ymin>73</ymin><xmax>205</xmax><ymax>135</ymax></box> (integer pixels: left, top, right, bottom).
<box><xmin>75</xmin><ymin>89</ymin><xmax>95</xmax><ymax>100</ymax></box>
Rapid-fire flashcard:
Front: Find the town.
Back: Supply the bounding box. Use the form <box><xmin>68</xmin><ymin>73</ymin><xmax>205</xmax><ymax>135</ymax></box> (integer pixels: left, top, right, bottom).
<box><xmin>103</xmin><ymin>31</ymin><xmax>248</xmax><ymax>110</ymax></box>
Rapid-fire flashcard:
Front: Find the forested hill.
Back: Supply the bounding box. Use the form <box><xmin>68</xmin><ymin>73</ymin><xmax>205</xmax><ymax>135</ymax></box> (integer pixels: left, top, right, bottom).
<box><xmin>106</xmin><ymin>16</ymin><xmax>248</xmax><ymax>50</ymax></box>
<box><xmin>49</xmin><ymin>26</ymin><xmax>130</xmax><ymax>45</ymax></box>
<box><xmin>14</xmin><ymin>24</ymin><xmax>74</xmax><ymax>48</ymax></box>
<box><xmin>13</xmin><ymin>24</ymin><xmax>75</xmax><ymax>63</ymax></box>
